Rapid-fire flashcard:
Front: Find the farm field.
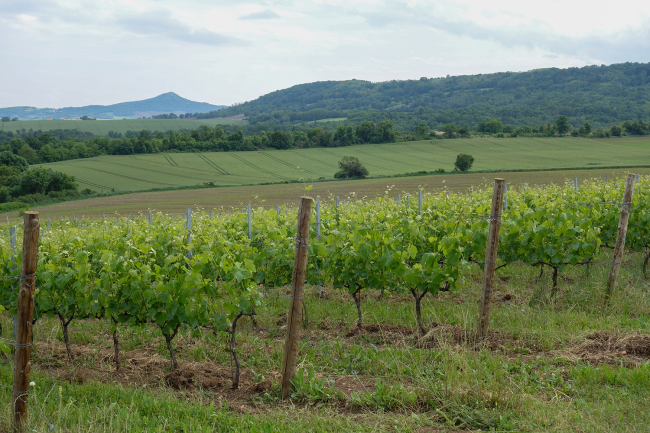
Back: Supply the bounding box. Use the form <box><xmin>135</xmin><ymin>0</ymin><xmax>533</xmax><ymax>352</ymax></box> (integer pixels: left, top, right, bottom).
<box><xmin>0</xmin><ymin>117</ymin><xmax>246</xmax><ymax>135</ymax></box>
<box><xmin>1</xmin><ymin>179</ymin><xmax>650</xmax><ymax>432</ymax></box>
<box><xmin>34</xmin><ymin>136</ymin><xmax>650</xmax><ymax>194</ymax></box>
<box><xmin>18</xmin><ymin>166</ymin><xmax>650</xmax><ymax>220</ymax></box>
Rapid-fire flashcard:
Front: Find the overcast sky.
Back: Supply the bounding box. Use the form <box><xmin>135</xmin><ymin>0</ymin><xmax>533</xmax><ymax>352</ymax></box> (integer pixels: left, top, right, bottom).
<box><xmin>1</xmin><ymin>0</ymin><xmax>649</xmax><ymax>108</ymax></box>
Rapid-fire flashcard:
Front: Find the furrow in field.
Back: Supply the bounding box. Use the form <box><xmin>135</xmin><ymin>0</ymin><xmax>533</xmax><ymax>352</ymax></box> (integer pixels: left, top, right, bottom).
<box><xmin>258</xmin><ymin>151</ymin><xmax>317</xmax><ymax>175</ymax></box>
<box><xmin>228</xmin><ymin>153</ymin><xmax>291</xmax><ymax>180</ymax></box>
<box><xmin>328</xmin><ymin>147</ymin><xmax>398</xmax><ymax>172</ymax></box>
<box><xmin>197</xmin><ymin>154</ymin><xmax>229</xmax><ymax>175</ymax></box>
<box><xmin>75</xmin><ymin>165</ymin><xmax>177</xmax><ymax>187</ymax></box>
<box><xmin>83</xmin><ymin>159</ymin><xmax>219</xmax><ymax>183</ymax></box>
<box><xmin>288</xmin><ymin>150</ymin><xmax>338</xmax><ymax>169</ymax></box>
<box><xmin>375</xmin><ymin>144</ymin><xmax>439</xmax><ymax>165</ymax></box>
<box><xmin>76</xmin><ymin>179</ymin><xmax>113</xmax><ymax>190</ymax></box>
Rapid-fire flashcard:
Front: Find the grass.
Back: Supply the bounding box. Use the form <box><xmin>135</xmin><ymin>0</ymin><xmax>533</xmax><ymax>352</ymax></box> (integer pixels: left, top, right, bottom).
<box><xmin>0</xmin><ymin>118</ymin><xmax>247</xmax><ymax>135</ymax></box>
<box><xmin>34</xmin><ymin>137</ymin><xmax>650</xmax><ymax>194</ymax></box>
<box><xmin>1</xmin><ymin>249</ymin><xmax>649</xmax><ymax>432</ymax></box>
<box><xmin>14</xmin><ymin>166</ymin><xmax>650</xmax><ymax>221</ymax></box>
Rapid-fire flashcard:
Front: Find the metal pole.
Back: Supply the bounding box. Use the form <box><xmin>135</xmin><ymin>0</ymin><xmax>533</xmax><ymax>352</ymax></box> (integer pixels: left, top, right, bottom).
<box><xmin>316</xmin><ymin>201</ymin><xmax>321</xmax><ymax>241</ymax></box>
<box><xmin>248</xmin><ymin>203</ymin><xmax>252</xmax><ymax>240</ymax></box>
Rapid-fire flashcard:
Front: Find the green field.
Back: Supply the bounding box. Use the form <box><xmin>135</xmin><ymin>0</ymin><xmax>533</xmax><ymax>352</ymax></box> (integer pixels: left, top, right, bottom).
<box><xmin>0</xmin><ymin>118</ymin><xmax>247</xmax><ymax>135</ymax></box>
<box><xmin>36</xmin><ymin>136</ymin><xmax>650</xmax><ymax>193</ymax></box>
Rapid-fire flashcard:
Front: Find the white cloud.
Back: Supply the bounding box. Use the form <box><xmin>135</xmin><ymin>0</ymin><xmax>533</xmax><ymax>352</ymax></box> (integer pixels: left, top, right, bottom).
<box><xmin>0</xmin><ymin>0</ymin><xmax>649</xmax><ymax>108</ymax></box>
<box><xmin>239</xmin><ymin>10</ymin><xmax>281</xmax><ymax>20</ymax></box>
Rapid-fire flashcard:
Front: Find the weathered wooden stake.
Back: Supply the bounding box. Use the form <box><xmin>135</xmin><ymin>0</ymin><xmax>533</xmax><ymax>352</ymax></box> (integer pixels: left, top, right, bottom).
<box><xmin>477</xmin><ymin>179</ymin><xmax>505</xmax><ymax>341</ymax></box>
<box><xmin>605</xmin><ymin>173</ymin><xmax>635</xmax><ymax>301</ymax></box>
<box><xmin>418</xmin><ymin>189</ymin><xmax>422</xmax><ymax>215</ymax></box>
<box><xmin>12</xmin><ymin>212</ymin><xmax>40</xmax><ymax>431</ymax></box>
<box><xmin>281</xmin><ymin>197</ymin><xmax>313</xmax><ymax>399</ymax></box>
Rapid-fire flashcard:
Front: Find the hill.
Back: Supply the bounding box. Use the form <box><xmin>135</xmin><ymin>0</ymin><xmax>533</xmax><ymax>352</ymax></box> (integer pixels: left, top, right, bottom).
<box><xmin>35</xmin><ymin>136</ymin><xmax>650</xmax><ymax>192</ymax></box>
<box><xmin>0</xmin><ymin>92</ymin><xmax>226</xmax><ymax>120</ymax></box>
<box><xmin>213</xmin><ymin>63</ymin><xmax>650</xmax><ymax>128</ymax></box>
<box><xmin>0</xmin><ymin>117</ymin><xmax>246</xmax><ymax>135</ymax></box>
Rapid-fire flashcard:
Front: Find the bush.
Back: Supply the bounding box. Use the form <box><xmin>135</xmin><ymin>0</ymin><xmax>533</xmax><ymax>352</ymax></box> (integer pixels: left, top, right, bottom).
<box><xmin>0</xmin><ymin>201</ymin><xmax>29</xmax><ymax>213</ymax></box>
<box><xmin>335</xmin><ymin>156</ymin><xmax>368</xmax><ymax>179</ymax></box>
<box><xmin>454</xmin><ymin>154</ymin><xmax>475</xmax><ymax>172</ymax></box>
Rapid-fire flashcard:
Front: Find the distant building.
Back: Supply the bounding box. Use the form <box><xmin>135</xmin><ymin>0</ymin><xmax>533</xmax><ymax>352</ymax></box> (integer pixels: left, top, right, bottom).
<box><xmin>46</xmin><ymin>117</ymin><xmax>52</xmax><ymax>120</ymax></box>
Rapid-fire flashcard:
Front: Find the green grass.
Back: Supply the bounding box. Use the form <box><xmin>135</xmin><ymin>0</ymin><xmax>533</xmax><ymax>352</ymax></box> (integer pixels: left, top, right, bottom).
<box><xmin>35</xmin><ymin>137</ymin><xmax>650</xmax><ymax>193</ymax></box>
<box><xmin>0</xmin><ymin>118</ymin><xmax>247</xmax><ymax>135</ymax></box>
<box><xmin>1</xmin><ymin>249</ymin><xmax>650</xmax><ymax>432</ymax></box>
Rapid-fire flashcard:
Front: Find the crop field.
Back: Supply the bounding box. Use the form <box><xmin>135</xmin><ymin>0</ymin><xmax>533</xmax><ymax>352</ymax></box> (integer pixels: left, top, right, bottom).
<box><xmin>20</xmin><ymin>167</ymin><xmax>650</xmax><ymax>220</ymax></box>
<box><xmin>0</xmin><ymin>118</ymin><xmax>247</xmax><ymax>135</ymax></box>
<box><xmin>34</xmin><ymin>137</ymin><xmax>650</xmax><ymax>195</ymax></box>
<box><xmin>1</xmin><ymin>179</ymin><xmax>649</xmax><ymax>432</ymax></box>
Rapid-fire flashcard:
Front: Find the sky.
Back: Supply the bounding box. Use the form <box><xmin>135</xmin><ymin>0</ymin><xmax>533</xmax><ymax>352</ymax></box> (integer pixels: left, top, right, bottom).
<box><xmin>1</xmin><ymin>0</ymin><xmax>649</xmax><ymax>108</ymax></box>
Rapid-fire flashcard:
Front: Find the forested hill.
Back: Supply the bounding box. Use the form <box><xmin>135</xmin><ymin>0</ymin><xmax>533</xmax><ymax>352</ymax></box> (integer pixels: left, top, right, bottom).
<box><xmin>210</xmin><ymin>62</ymin><xmax>650</xmax><ymax>128</ymax></box>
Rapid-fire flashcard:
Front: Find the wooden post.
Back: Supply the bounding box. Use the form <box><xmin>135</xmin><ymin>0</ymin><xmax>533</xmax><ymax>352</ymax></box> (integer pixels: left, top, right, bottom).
<box><xmin>12</xmin><ymin>212</ymin><xmax>40</xmax><ymax>431</ymax></box>
<box><xmin>477</xmin><ymin>179</ymin><xmax>505</xmax><ymax>341</ymax></box>
<box><xmin>281</xmin><ymin>197</ymin><xmax>313</xmax><ymax>399</ymax></box>
<box><xmin>606</xmin><ymin>173</ymin><xmax>635</xmax><ymax>301</ymax></box>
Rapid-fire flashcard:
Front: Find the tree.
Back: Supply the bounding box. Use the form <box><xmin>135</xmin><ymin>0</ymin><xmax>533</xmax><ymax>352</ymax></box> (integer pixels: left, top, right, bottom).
<box><xmin>268</xmin><ymin>130</ymin><xmax>292</xmax><ymax>149</ymax></box>
<box><xmin>441</xmin><ymin>123</ymin><xmax>457</xmax><ymax>139</ymax></box>
<box><xmin>11</xmin><ymin>117</ymin><xmax>18</xmax><ymax>121</ymax></box>
<box><xmin>375</xmin><ymin>121</ymin><xmax>396</xmax><ymax>143</ymax></box>
<box><xmin>1</xmin><ymin>117</ymin><xmax>9</xmax><ymax>122</ymax></box>
<box><xmin>454</xmin><ymin>154</ymin><xmax>474</xmax><ymax>172</ymax></box>
<box><xmin>0</xmin><ymin>151</ymin><xmax>29</xmax><ymax>171</ymax></box>
<box><xmin>478</xmin><ymin>119</ymin><xmax>503</xmax><ymax>134</ymax></box>
<box><xmin>583</xmin><ymin>121</ymin><xmax>592</xmax><ymax>136</ymax></box>
<box><xmin>334</xmin><ymin>156</ymin><xmax>368</xmax><ymax>179</ymax></box>
<box><xmin>554</xmin><ymin>115</ymin><xmax>570</xmax><ymax>136</ymax></box>
<box><xmin>415</xmin><ymin>123</ymin><xmax>429</xmax><ymax>138</ymax></box>
<box><xmin>610</xmin><ymin>125</ymin><xmax>622</xmax><ymax>136</ymax></box>
<box><xmin>355</xmin><ymin>121</ymin><xmax>375</xmax><ymax>143</ymax></box>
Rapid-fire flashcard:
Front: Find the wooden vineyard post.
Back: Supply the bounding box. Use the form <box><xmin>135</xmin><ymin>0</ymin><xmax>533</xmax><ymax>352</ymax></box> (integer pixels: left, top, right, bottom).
<box><xmin>605</xmin><ymin>173</ymin><xmax>635</xmax><ymax>302</ymax></box>
<box><xmin>281</xmin><ymin>197</ymin><xmax>313</xmax><ymax>399</ymax></box>
<box><xmin>477</xmin><ymin>179</ymin><xmax>505</xmax><ymax>341</ymax></box>
<box><xmin>12</xmin><ymin>212</ymin><xmax>40</xmax><ymax>431</ymax></box>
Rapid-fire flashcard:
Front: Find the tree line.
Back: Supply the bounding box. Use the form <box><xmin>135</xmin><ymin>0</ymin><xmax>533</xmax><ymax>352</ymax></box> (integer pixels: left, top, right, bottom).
<box><xmin>0</xmin><ymin>115</ymin><xmax>648</xmax><ymax>168</ymax></box>
<box><xmin>0</xmin><ymin>151</ymin><xmax>84</xmax><ymax>207</ymax></box>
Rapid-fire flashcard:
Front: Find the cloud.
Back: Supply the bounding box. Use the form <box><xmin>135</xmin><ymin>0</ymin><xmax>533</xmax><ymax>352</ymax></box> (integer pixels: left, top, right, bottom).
<box><xmin>239</xmin><ymin>10</ymin><xmax>281</xmax><ymax>20</ymax></box>
<box><xmin>116</xmin><ymin>10</ymin><xmax>249</xmax><ymax>47</ymax></box>
<box><xmin>428</xmin><ymin>17</ymin><xmax>650</xmax><ymax>64</ymax></box>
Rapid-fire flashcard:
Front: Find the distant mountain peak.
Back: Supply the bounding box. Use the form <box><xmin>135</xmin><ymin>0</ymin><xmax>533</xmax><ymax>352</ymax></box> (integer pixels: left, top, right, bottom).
<box><xmin>0</xmin><ymin>93</ymin><xmax>226</xmax><ymax>120</ymax></box>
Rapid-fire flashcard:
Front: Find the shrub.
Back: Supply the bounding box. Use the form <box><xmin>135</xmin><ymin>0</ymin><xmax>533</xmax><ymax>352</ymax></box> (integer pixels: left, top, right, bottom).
<box><xmin>335</xmin><ymin>156</ymin><xmax>368</xmax><ymax>179</ymax></box>
<box><xmin>454</xmin><ymin>154</ymin><xmax>475</xmax><ymax>172</ymax></box>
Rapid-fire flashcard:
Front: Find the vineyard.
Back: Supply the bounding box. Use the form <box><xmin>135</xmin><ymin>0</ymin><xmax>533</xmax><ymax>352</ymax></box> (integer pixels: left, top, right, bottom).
<box><xmin>1</xmin><ymin>175</ymin><xmax>650</xmax><ymax>432</ymax></box>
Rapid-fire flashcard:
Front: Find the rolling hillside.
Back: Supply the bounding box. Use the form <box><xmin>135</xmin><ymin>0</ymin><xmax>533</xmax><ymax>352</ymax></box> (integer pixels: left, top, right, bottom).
<box><xmin>0</xmin><ymin>92</ymin><xmax>226</xmax><ymax>120</ymax></box>
<box><xmin>213</xmin><ymin>62</ymin><xmax>650</xmax><ymax>128</ymax></box>
<box><xmin>0</xmin><ymin>117</ymin><xmax>246</xmax><ymax>135</ymax></box>
<box><xmin>37</xmin><ymin>136</ymin><xmax>650</xmax><ymax>192</ymax></box>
